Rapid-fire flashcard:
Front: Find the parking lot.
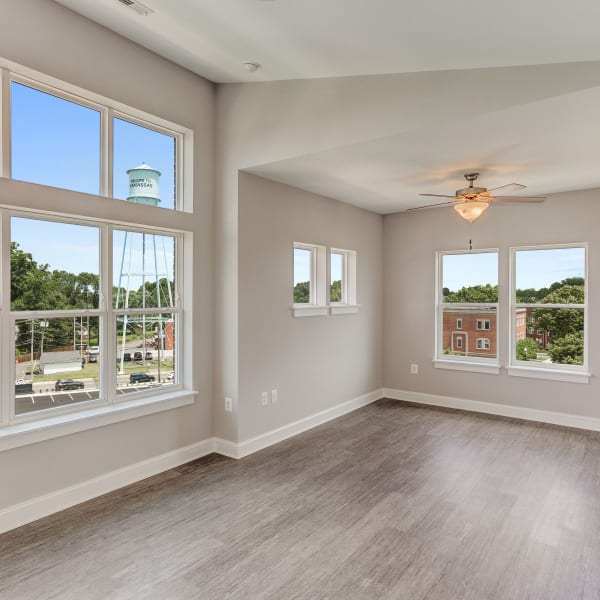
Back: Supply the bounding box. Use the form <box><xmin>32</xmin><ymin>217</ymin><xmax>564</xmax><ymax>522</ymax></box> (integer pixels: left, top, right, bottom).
<box><xmin>15</xmin><ymin>383</ymin><xmax>163</xmax><ymax>415</ymax></box>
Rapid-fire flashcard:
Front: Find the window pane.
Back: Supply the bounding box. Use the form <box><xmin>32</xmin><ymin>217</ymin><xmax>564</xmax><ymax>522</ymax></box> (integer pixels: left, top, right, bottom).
<box><xmin>516</xmin><ymin>307</ymin><xmax>584</xmax><ymax>365</ymax></box>
<box><xmin>515</xmin><ymin>247</ymin><xmax>585</xmax><ymax>304</ymax></box>
<box><xmin>293</xmin><ymin>247</ymin><xmax>312</xmax><ymax>304</ymax></box>
<box><xmin>330</xmin><ymin>252</ymin><xmax>344</xmax><ymax>303</ymax></box>
<box><xmin>113</xmin><ymin>118</ymin><xmax>176</xmax><ymax>210</ymax></box>
<box><xmin>11</xmin><ymin>218</ymin><xmax>100</xmax><ymax>311</ymax></box>
<box><xmin>11</xmin><ymin>82</ymin><xmax>100</xmax><ymax>194</ymax></box>
<box><xmin>113</xmin><ymin>230</ymin><xmax>175</xmax><ymax>309</ymax></box>
<box><xmin>15</xmin><ymin>316</ymin><xmax>100</xmax><ymax>416</ymax></box>
<box><xmin>115</xmin><ymin>313</ymin><xmax>176</xmax><ymax>392</ymax></box>
<box><xmin>441</xmin><ymin>307</ymin><xmax>497</xmax><ymax>358</ymax></box>
<box><xmin>442</xmin><ymin>252</ymin><xmax>498</xmax><ymax>302</ymax></box>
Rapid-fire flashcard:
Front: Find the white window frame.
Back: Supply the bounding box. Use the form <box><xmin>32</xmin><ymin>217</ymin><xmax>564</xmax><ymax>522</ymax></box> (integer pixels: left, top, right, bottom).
<box><xmin>456</xmin><ymin>318</ymin><xmax>462</xmax><ymax>329</ymax></box>
<box><xmin>0</xmin><ymin>60</ymin><xmax>195</xmax><ymax>451</ymax></box>
<box><xmin>434</xmin><ymin>249</ymin><xmax>500</xmax><ymax>374</ymax></box>
<box><xmin>508</xmin><ymin>243</ymin><xmax>589</xmax><ymax>384</ymax></box>
<box><xmin>1</xmin><ymin>60</ymin><xmax>192</xmax><ymax>212</ymax></box>
<box><xmin>292</xmin><ymin>242</ymin><xmax>327</xmax><ymax>317</ymax></box>
<box><xmin>455</xmin><ymin>336</ymin><xmax>463</xmax><ymax>349</ymax></box>
<box><xmin>330</xmin><ymin>248</ymin><xmax>358</xmax><ymax>315</ymax></box>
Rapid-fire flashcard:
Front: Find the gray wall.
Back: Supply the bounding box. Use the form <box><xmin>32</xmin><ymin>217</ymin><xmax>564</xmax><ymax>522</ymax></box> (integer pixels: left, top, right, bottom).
<box><xmin>383</xmin><ymin>188</ymin><xmax>599</xmax><ymax>418</ymax></box>
<box><xmin>0</xmin><ymin>0</ymin><xmax>215</xmax><ymax>510</ymax></box>
<box><xmin>238</xmin><ymin>173</ymin><xmax>383</xmax><ymax>441</ymax></box>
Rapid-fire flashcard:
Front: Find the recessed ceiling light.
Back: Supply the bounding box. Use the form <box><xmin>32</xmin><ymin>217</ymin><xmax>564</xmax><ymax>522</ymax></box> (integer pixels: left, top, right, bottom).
<box><xmin>243</xmin><ymin>62</ymin><xmax>261</xmax><ymax>72</ymax></box>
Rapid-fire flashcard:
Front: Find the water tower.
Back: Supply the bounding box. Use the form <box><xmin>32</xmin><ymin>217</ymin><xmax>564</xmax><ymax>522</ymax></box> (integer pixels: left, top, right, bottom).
<box><xmin>115</xmin><ymin>164</ymin><xmax>174</xmax><ymax>375</ymax></box>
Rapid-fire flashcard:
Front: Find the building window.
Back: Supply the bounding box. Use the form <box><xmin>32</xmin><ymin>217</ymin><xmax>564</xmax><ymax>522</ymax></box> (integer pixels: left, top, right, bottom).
<box><xmin>0</xmin><ymin>61</ymin><xmax>193</xmax><ymax>447</ymax></box>
<box><xmin>476</xmin><ymin>338</ymin><xmax>490</xmax><ymax>350</ymax></box>
<box><xmin>510</xmin><ymin>245</ymin><xmax>588</xmax><ymax>382</ymax></box>
<box><xmin>436</xmin><ymin>250</ymin><xmax>499</xmax><ymax>373</ymax></box>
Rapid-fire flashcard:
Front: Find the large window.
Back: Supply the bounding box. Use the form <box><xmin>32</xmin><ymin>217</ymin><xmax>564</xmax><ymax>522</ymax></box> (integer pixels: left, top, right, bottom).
<box><xmin>0</xmin><ymin>61</ymin><xmax>193</xmax><ymax>447</ymax></box>
<box><xmin>8</xmin><ymin>73</ymin><xmax>187</xmax><ymax>211</ymax></box>
<box><xmin>9</xmin><ymin>215</ymin><xmax>182</xmax><ymax>423</ymax></box>
<box><xmin>436</xmin><ymin>250</ymin><xmax>499</xmax><ymax>372</ymax></box>
<box><xmin>510</xmin><ymin>245</ymin><xmax>588</xmax><ymax>381</ymax></box>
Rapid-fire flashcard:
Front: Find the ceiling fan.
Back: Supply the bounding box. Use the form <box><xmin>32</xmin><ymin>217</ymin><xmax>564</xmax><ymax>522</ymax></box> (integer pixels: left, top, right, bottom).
<box><xmin>409</xmin><ymin>172</ymin><xmax>546</xmax><ymax>222</ymax></box>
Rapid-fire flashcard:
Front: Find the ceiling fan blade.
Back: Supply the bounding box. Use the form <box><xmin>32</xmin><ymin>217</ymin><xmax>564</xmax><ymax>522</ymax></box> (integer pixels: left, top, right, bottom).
<box><xmin>419</xmin><ymin>193</ymin><xmax>458</xmax><ymax>199</ymax></box>
<box><xmin>491</xmin><ymin>196</ymin><xmax>545</xmax><ymax>203</ymax></box>
<box><xmin>407</xmin><ymin>200</ymin><xmax>459</xmax><ymax>211</ymax></box>
<box><xmin>486</xmin><ymin>183</ymin><xmax>526</xmax><ymax>194</ymax></box>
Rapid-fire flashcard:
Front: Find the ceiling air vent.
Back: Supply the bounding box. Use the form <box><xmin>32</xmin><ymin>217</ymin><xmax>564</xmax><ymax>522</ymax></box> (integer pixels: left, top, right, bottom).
<box><xmin>116</xmin><ymin>0</ymin><xmax>154</xmax><ymax>16</ymax></box>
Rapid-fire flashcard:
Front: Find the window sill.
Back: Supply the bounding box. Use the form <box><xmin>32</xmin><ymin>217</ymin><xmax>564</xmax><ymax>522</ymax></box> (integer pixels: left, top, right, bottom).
<box><xmin>292</xmin><ymin>306</ymin><xmax>329</xmax><ymax>318</ymax></box>
<box><xmin>0</xmin><ymin>390</ymin><xmax>197</xmax><ymax>452</ymax></box>
<box><xmin>508</xmin><ymin>366</ymin><xmax>590</xmax><ymax>384</ymax></box>
<box><xmin>433</xmin><ymin>359</ymin><xmax>500</xmax><ymax>375</ymax></box>
<box><xmin>330</xmin><ymin>304</ymin><xmax>359</xmax><ymax>315</ymax></box>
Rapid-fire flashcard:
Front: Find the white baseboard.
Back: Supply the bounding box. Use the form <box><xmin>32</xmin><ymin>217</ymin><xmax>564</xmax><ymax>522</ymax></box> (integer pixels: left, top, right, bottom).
<box><xmin>383</xmin><ymin>388</ymin><xmax>600</xmax><ymax>432</ymax></box>
<box><xmin>213</xmin><ymin>437</ymin><xmax>239</xmax><ymax>459</ymax></box>
<box><xmin>216</xmin><ymin>388</ymin><xmax>384</xmax><ymax>460</ymax></box>
<box><xmin>0</xmin><ymin>438</ymin><xmax>215</xmax><ymax>535</ymax></box>
<box><xmin>0</xmin><ymin>390</ymin><xmax>384</xmax><ymax>533</ymax></box>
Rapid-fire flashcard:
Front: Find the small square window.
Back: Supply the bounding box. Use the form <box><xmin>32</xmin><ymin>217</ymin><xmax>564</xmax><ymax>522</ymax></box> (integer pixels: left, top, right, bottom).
<box><xmin>476</xmin><ymin>338</ymin><xmax>490</xmax><ymax>350</ymax></box>
<box><xmin>477</xmin><ymin>319</ymin><xmax>491</xmax><ymax>331</ymax></box>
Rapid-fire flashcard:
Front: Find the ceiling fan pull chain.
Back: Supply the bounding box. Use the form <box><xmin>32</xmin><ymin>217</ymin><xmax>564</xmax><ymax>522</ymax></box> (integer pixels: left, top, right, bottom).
<box><xmin>469</xmin><ymin>238</ymin><xmax>473</xmax><ymax>251</ymax></box>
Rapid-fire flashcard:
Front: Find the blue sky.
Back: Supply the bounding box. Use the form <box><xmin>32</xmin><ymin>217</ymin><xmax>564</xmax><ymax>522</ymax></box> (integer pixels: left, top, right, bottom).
<box><xmin>10</xmin><ymin>82</ymin><xmax>175</xmax><ymax>285</ymax></box>
<box><xmin>443</xmin><ymin>248</ymin><xmax>585</xmax><ymax>292</ymax></box>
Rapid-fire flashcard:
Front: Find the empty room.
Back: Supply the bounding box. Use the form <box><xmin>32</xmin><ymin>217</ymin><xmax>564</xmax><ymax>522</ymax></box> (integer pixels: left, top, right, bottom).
<box><xmin>1</xmin><ymin>1</ymin><xmax>600</xmax><ymax>598</ymax></box>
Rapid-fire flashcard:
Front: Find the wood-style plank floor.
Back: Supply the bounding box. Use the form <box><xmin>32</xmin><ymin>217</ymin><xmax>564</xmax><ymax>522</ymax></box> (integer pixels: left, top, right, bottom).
<box><xmin>2</xmin><ymin>399</ymin><xmax>600</xmax><ymax>600</ymax></box>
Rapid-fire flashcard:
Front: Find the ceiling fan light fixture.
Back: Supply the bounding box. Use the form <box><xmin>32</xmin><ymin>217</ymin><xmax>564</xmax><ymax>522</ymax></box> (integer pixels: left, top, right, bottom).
<box><xmin>453</xmin><ymin>200</ymin><xmax>490</xmax><ymax>222</ymax></box>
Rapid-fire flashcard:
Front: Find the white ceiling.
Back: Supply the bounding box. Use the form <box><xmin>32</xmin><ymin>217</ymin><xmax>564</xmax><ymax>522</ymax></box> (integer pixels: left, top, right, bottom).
<box><xmin>54</xmin><ymin>0</ymin><xmax>600</xmax><ymax>213</ymax></box>
<box><xmin>248</xmin><ymin>85</ymin><xmax>600</xmax><ymax>213</ymax></box>
<box><xmin>55</xmin><ymin>0</ymin><xmax>600</xmax><ymax>84</ymax></box>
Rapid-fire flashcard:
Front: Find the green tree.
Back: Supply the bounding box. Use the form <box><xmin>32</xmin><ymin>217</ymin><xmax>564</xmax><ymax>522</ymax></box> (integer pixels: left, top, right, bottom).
<box><xmin>293</xmin><ymin>281</ymin><xmax>310</xmax><ymax>303</ymax></box>
<box><xmin>330</xmin><ymin>280</ymin><xmax>342</xmax><ymax>302</ymax></box>
<box><xmin>535</xmin><ymin>285</ymin><xmax>584</xmax><ymax>340</ymax></box>
<box><xmin>516</xmin><ymin>338</ymin><xmax>541</xmax><ymax>361</ymax></box>
<box><xmin>444</xmin><ymin>284</ymin><xmax>498</xmax><ymax>303</ymax></box>
<box><xmin>548</xmin><ymin>331</ymin><xmax>584</xmax><ymax>365</ymax></box>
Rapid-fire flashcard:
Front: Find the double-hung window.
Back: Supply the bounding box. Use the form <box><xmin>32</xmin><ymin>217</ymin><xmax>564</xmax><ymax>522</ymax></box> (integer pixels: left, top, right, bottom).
<box><xmin>0</xmin><ymin>61</ymin><xmax>193</xmax><ymax>447</ymax></box>
<box><xmin>435</xmin><ymin>250</ymin><xmax>500</xmax><ymax>374</ymax></box>
<box><xmin>509</xmin><ymin>244</ymin><xmax>588</xmax><ymax>383</ymax></box>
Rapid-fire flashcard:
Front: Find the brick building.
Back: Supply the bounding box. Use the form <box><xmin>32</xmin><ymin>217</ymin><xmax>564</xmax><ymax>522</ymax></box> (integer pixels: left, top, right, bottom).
<box><xmin>442</xmin><ymin>308</ymin><xmax>527</xmax><ymax>359</ymax></box>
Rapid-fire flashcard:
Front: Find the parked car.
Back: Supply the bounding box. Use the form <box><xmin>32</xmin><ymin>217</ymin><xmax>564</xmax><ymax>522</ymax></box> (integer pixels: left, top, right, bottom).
<box><xmin>87</xmin><ymin>353</ymin><xmax>98</xmax><ymax>363</ymax></box>
<box><xmin>166</xmin><ymin>371</ymin><xmax>175</xmax><ymax>381</ymax></box>
<box><xmin>129</xmin><ymin>372</ymin><xmax>155</xmax><ymax>384</ymax></box>
<box><xmin>54</xmin><ymin>379</ymin><xmax>85</xmax><ymax>391</ymax></box>
<box><xmin>134</xmin><ymin>351</ymin><xmax>154</xmax><ymax>361</ymax></box>
<box><xmin>117</xmin><ymin>352</ymin><xmax>132</xmax><ymax>362</ymax></box>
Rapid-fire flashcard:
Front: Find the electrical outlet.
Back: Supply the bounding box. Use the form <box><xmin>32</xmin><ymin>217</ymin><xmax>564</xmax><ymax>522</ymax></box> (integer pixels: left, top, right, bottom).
<box><xmin>271</xmin><ymin>389</ymin><xmax>278</xmax><ymax>403</ymax></box>
<box><xmin>224</xmin><ymin>397</ymin><xmax>233</xmax><ymax>412</ymax></box>
<box><xmin>261</xmin><ymin>391</ymin><xmax>269</xmax><ymax>406</ymax></box>
<box><xmin>410</xmin><ymin>364</ymin><xmax>419</xmax><ymax>375</ymax></box>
